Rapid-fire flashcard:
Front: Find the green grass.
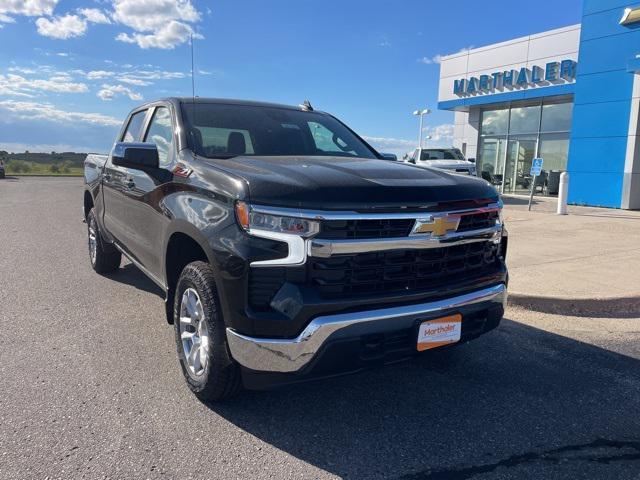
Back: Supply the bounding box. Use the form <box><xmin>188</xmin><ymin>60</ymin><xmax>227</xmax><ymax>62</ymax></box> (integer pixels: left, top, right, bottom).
<box><xmin>4</xmin><ymin>161</ymin><xmax>83</xmax><ymax>176</ymax></box>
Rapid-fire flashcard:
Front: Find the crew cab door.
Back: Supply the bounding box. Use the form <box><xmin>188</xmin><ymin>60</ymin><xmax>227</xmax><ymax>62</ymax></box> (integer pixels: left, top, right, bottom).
<box><xmin>124</xmin><ymin>104</ymin><xmax>176</xmax><ymax>278</ymax></box>
<box><xmin>102</xmin><ymin>108</ymin><xmax>150</xmax><ymax>255</ymax></box>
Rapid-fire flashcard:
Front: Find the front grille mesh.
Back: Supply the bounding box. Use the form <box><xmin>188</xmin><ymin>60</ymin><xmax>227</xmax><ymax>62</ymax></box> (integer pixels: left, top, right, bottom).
<box><xmin>319</xmin><ymin>218</ymin><xmax>414</xmax><ymax>239</ymax></box>
<box><xmin>308</xmin><ymin>241</ymin><xmax>500</xmax><ymax>298</ymax></box>
<box><xmin>457</xmin><ymin>210</ymin><xmax>500</xmax><ymax>232</ymax></box>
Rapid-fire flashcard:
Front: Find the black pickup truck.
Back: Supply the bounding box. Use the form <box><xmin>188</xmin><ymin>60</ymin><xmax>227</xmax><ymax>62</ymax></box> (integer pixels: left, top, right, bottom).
<box><xmin>83</xmin><ymin>98</ymin><xmax>508</xmax><ymax>400</ymax></box>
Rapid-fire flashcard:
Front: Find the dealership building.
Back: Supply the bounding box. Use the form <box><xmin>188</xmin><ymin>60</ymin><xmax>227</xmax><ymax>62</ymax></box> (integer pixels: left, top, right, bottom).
<box><xmin>438</xmin><ymin>0</ymin><xmax>640</xmax><ymax>209</ymax></box>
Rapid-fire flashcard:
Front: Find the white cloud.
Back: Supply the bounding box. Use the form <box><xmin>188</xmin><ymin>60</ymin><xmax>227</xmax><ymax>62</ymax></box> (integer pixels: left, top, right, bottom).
<box><xmin>134</xmin><ymin>69</ymin><xmax>186</xmax><ymax>80</ymax></box>
<box><xmin>119</xmin><ymin>77</ymin><xmax>151</xmax><ymax>86</ymax></box>
<box><xmin>49</xmin><ymin>73</ymin><xmax>73</xmax><ymax>82</ymax></box>
<box><xmin>112</xmin><ymin>0</ymin><xmax>201</xmax><ymax>49</ymax></box>
<box><xmin>0</xmin><ymin>73</ymin><xmax>88</xmax><ymax>96</ymax></box>
<box><xmin>362</xmin><ymin>125</ymin><xmax>455</xmax><ymax>158</ymax></box>
<box><xmin>0</xmin><ymin>100</ymin><xmax>121</xmax><ymax>126</ymax></box>
<box><xmin>362</xmin><ymin>135</ymin><xmax>416</xmax><ymax>158</ymax></box>
<box><xmin>36</xmin><ymin>14</ymin><xmax>87</xmax><ymax>39</ymax></box>
<box><xmin>418</xmin><ymin>55</ymin><xmax>443</xmax><ymax>65</ymax></box>
<box><xmin>0</xmin><ymin>0</ymin><xmax>58</xmax><ymax>20</ymax></box>
<box><xmin>83</xmin><ymin>66</ymin><xmax>185</xmax><ymax>87</ymax></box>
<box><xmin>116</xmin><ymin>20</ymin><xmax>200</xmax><ymax>49</ymax></box>
<box><xmin>86</xmin><ymin>70</ymin><xmax>114</xmax><ymax>80</ymax></box>
<box><xmin>362</xmin><ymin>135</ymin><xmax>415</xmax><ymax>150</ymax></box>
<box><xmin>112</xmin><ymin>0</ymin><xmax>199</xmax><ymax>31</ymax></box>
<box><xmin>423</xmin><ymin>124</ymin><xmax>454</xmax><ymax>144</ymax></box>
<box><xmin>8</xmin><ymin>66</ymin><xmax>38</xmax><ymax>75</ymax></box>
<box><xmin>79</xmin><ymin>8</ymin><xmax>111</xmax><ymax>24</ymax></box>
<box><xmin>97</xmin><ymin>83</ymin><xmax>142</xmax><ymax>101</ymax></box>
<box><xmin>419</xmin><ymin>47</ymin><xmax>473</xmax><ymax>65</ymax></box>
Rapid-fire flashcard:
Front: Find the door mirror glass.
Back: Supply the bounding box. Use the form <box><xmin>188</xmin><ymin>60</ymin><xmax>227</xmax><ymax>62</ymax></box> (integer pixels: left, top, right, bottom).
<box><xmin>112</xmin><ymin>142</ymin><xmax>160</xmax><ymax>170</ymax></box>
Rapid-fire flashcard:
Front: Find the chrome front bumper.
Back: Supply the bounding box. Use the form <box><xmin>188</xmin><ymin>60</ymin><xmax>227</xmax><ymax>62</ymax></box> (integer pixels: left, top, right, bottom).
<box><xmin>226</xmin><ymin>284</ymin><xmax>507</xmax><ymax>373</ymax></box>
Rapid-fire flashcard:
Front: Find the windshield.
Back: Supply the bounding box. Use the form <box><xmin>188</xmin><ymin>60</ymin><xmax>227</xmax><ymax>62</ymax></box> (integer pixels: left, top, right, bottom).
<box><xmin>420</xmin><ymin>149</ymin><xmax>465</xmax><ymax>161</ymax></box>
<box><xmin>181</xmin><ymin>102</ymin><xmax>378</xmax><ymax>159</ymax></box>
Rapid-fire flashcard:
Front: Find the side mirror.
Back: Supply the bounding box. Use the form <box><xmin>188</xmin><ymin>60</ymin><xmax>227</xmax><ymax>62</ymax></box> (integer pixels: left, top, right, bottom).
<box><xmin>380</xmin><ymin>153</ymin><xmax>398</xmax><ymax>161</ymax></box>
<box><xmin>112</xmin><ymin>142</ymin><xmax>159</xmax><ymax>170</ymax></box>
<box><xmin>468</xmin><ymin>157</ymin><xmax>476</xmax><ymax>163</ymax></box>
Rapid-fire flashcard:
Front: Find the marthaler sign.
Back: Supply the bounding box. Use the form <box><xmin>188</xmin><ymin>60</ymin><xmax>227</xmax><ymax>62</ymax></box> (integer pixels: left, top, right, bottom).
<box><xmin>453</xmin><ymin>59</ymin><xmax>577</xmax><ymax>96</ymax></box>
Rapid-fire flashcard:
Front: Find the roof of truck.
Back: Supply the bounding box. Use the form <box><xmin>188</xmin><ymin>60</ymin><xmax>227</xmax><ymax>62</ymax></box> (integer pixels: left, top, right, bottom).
<box><xmin>150</xmin><ymin>97</ymin><xmax>314</xmax><ymax>112</ymax></box>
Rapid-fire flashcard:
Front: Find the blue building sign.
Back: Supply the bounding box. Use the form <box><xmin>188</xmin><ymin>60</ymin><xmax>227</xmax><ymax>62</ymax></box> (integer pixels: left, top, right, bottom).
<box><xmin>453</xmin><ymin>59</ymin><xmax>577</xmax><ymax>96</ymax></box>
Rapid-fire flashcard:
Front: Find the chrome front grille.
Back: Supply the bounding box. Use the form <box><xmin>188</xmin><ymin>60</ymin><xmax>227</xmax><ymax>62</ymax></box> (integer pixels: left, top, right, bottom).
<box><xmin>246</xmin><ymin>202</ymin><xmax>505</xmax><ymax>308</ymax></box>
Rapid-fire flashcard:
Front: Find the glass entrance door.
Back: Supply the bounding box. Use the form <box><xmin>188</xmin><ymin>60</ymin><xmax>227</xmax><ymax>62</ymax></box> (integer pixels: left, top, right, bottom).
<box><xmin>478</xmin><ymin>137</ymin><xmax>506</xmax><ymax>186</ymax></box>
<box><xmin>503</xmin><ymin>137</ymin><xmax>537</xmax><ymax>194</ymax></box>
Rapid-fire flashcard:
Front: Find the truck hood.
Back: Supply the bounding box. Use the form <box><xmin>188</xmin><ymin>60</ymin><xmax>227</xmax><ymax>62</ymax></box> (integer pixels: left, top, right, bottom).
<box><xmin>209</xmin><ymin>155</ymin><xmax>497</xmax><ymax>210</ymax></box>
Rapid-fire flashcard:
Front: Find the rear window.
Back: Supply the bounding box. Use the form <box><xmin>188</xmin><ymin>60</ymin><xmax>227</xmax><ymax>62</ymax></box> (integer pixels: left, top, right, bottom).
<box><xmin>420</xmin><ymin>149</ymin><xmax>464</xmax><ymax>161</ymax></box>
<box><xmin>181</xmin><ymin>103</ymin><xmax>377</xmax><ymax>159</ymax></box>
<box><xmin>195</xmin><ymin>127</ymin><xmax>255</xmax><ymax>155</ymax></box>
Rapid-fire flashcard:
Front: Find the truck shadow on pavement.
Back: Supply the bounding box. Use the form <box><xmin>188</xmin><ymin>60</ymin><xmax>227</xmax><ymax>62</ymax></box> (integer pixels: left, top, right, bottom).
<box><xmin>105</xmin><ymin>262</ymin><xmax>165</xmax><ymax>297</ymax></box>
<box><xmin>208</xmin><ymin>318</ymin><xmax>640</xmax><ymax>479</ymax></box>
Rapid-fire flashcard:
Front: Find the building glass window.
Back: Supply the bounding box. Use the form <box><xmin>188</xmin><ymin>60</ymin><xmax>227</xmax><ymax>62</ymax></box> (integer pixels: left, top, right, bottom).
<box><xmin>538</xmin><ymin>133</ymin><xmax>570</xmax><ymax>171</ymax></box>
<box><xmin>508</xmin><ymin>103</ymin><xmax>541</xmax><ymax>134</ymax></box>
<box><xmin>480</xmin><ymin>107</ymin><xmax>509</xmax><ymax>136</ymax></box>
<box><xmin>477</xmin><ymin>96</ymin><xmax>572</xmax><ymax>196</ymax></box>
<box><xmin>541</xmin><ymin>101</ymin><xmax>573</xmax><ymax>132</ymax></box>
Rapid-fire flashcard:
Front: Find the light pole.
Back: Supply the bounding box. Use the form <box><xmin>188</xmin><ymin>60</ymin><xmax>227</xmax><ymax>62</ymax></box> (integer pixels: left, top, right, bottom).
<box><xmin>413</xmin><ymin>108</ymin><xmax>431</xmax><ymax>148</ymax></box>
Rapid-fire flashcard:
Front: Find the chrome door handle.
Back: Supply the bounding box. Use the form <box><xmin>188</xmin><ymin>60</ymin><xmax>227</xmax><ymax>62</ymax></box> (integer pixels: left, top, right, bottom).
<box><xmin>103</xmin><ymin>172</ymin><xmax>112</xmax><ymax>182</ymax></box>
<box><xmin>125</xmin><ymin>179</ymin><xmax>136</xmax><ymax>189</ymax></box>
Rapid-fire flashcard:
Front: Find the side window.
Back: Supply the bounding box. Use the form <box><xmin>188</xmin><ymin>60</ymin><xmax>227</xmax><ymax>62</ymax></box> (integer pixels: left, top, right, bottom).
<box><xmin>122</xmin><ymin>110</ymin><xmax>147</xmax><ymax>142</ymax></box>
<box><xmin>144</xmin><ymin>106</ymin><xmax>173</xmax><ymax>167</ymax></box>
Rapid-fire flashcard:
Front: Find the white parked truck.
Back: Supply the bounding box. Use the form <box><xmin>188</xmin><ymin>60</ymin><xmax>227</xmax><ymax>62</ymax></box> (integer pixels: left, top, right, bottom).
<box><xmin>405</xmin><ymin>148</ymin><xmax>477</xmax><ymax>176</ymax></box>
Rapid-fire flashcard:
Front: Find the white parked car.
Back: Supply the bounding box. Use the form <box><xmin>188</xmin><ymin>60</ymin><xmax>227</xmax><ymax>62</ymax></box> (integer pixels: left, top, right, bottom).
<box><xmin>405</xmin><ymin>148</ymin><xmax>477</xmax><ymax>176</ymax></box>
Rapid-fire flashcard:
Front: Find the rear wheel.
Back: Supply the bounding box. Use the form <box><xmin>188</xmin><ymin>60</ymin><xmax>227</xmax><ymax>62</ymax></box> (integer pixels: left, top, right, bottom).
<box><xmin>87</xmin><ymin>208</ymin><xmax>121</xmax><ymax>274</ymax></box>
<box><xmin>174</xmin><ymin>261</ymin><xmax>241</xmax><ymax>401</ymax></box>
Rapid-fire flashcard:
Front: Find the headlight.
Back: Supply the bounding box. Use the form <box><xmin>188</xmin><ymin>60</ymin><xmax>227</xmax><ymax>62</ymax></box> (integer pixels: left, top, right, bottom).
<box><xmin>235</xmin><ymin>201</ymin><xmax>319</xmax><ymax>237</ymax></box>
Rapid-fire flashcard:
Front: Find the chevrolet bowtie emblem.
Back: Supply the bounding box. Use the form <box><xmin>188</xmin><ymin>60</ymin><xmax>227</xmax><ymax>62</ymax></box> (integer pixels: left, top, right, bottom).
<box><xmin>412</xmin><ymin>215</ymin><xmax>460</xmax><ymax>237</ymax></box>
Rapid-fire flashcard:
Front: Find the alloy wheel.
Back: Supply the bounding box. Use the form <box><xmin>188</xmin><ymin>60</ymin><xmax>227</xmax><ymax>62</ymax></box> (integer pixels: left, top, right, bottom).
<box><xmin>179</xmin><ymin>288</ymin><xmax>210</xmax><ymax>377</ymax></box>
<box><xmin>88</xmin><ymin>218</ymin><xmax>97</xmax><ymax>265</ymax></box>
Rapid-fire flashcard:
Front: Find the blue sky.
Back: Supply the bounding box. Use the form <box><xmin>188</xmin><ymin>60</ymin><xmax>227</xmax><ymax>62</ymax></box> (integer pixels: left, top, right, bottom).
<box><xmin>0</xmin><ymin>0</ymin><xmax>582</xmax><ymax>156</ymax></box>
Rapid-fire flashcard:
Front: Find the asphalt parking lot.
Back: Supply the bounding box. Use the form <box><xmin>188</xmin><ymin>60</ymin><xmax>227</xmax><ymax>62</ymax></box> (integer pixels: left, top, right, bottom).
<box><xmin>1</xmin><ymin>176</ymin><xmax>640</xmax><ymax>479</ymax></box>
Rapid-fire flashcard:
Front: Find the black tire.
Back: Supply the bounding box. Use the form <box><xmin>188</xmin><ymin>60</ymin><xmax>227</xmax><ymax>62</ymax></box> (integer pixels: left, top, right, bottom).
<box><xmin>173</xmin><ymin>261</ymin><xmax>241</xmax><ymax>401</ymax></box>
<box><xmin>87</xmin><ymin>208</ymin><xmax>121</xmax><ymax>274</ymax></box>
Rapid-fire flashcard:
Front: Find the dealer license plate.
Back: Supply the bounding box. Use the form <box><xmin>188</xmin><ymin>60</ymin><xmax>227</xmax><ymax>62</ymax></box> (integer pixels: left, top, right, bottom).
<box><xmin>417</xmin><ymin>314</ymin><xmax>462</xmax><ymax>351</ymax></box>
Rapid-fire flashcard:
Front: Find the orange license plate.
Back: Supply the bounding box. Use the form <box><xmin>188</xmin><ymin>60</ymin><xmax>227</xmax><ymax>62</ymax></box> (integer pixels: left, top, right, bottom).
<box><xmin>417</xmin><ymin>314</ymin><xmax>462</xmax><ymax>351</ymax></box>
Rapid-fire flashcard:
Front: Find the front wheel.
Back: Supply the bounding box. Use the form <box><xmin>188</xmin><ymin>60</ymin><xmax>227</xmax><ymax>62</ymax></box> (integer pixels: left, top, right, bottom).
<box><xmin>87</xmin><ymin>208</ymin><xmax>121</xmax><ymax>274</ymax></box>
<box><xmin>174</xmin><ymin>261</ymin><xmax>241</xmax><ymax>401</ymax></box>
